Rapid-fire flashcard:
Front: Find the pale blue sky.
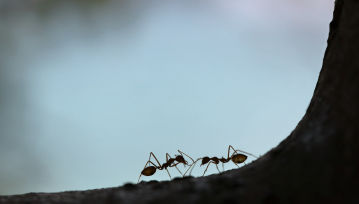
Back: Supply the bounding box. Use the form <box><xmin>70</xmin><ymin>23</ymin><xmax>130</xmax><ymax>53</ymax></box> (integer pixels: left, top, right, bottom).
<box><xmin>0</xmin><ymin>0</ymin><xmax>334</xmax><ymax>195</ymax></box>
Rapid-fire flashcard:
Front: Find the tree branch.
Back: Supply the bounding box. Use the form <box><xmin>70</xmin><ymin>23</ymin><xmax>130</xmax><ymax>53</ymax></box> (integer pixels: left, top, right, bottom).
<box><xmin>1</xmin><ymin>0</ymin><xmax>358</xmax><ymax>203</ymax></box>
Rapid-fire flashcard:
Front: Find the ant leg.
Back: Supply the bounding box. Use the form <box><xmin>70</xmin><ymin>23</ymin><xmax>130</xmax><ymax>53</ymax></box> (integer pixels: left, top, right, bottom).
<box><xmin>228</xmin><ymin>145</ymin><xmax>239</xmax><ymax>159</ymax></box>
<box><xmin>229</xmin><ymin>145</ymin><xmax>259</xmax><ymax>159</ymax></box>
<box><xmin>163</xmin><ymin>153</ymin><xmax>172</xmax><ymax>179</ymax></box>
<box><xmin>188</xmin><ymin>162</ymin><xmax>197</xmax><ymax>176</ymax></box>
<box><xmin>150</xmin><ymin>152</ymin><xmax>184</xmax><ymax>180</ymax></box>
<box><xmin>170</xmin><ymin>162</ymin><xmax>184</xmax><ymax>176</ymax></box>
<box><xmin>229</xmin><ymin>145</ymin><xmax>258</xmax><ymax>159</ymax></box>
<box><xmin>164</xmin><ymin>153</ymin><xmax>176</xmax><ymax>179</ymax></box>
<box><xmin>138</xmin><ymin>174</ymin><xmax>143</xmax><ymax>184</ymax></box>
<box><xmin>149</xmin><ymin>152</ymin><xmax>162</xmax><ymax>167</ymax></box>
<box><xmin>202</xmin><ymin>161</ymin><xmax>215</xmax><ymax>176</ymax></box>
<box><xmin>177</xmin><ymin>150</ymin><xmax>195</xmax><ymax>163</ymax></box>
<box><xmin>175</xmin><ymin>165</ymin><xmax>183</xmax><ymax>176</ymax></box>
<box><xmin>138</xmin><ymin>152</ymin><xmax>162</xmax><ymax>184</ymax></box>
<box><xmin>215</xmin><ymin>163</ymin><xmax>220</xmax><ymax>173</ymax></box>
<box><xmin>138</xmin><ymin>160</ymin><xmax>152</xmax><ymax>183</ymax></box>
<box><xmin>177</xmin><ymin>150</ymin><xmax>194</xmax><ymax>168</ymax></box>
<box><xmin>166</xmin><ymin>168</ymin><xmax>172</xmax><ymax>179</ymax></box>
<box><xmin>167</xmin><ymin>153</ymin><xmax>184</xmax><ymax>176</ymax></box>
<box><xmin>227</xmin><ymin>145</ymin><xmax>240</xmax><ymax>168</ymax></box>
<box><xmin>178</xmin><ymin>150</ymin><xmax>193</xmax><ymax>174</ymax></box>
<box><xmin>227</xmin><ymin>148</ymin><xmax>241</xmax><ymax>168</ymax></box>
<box><xmin>202</xmin><ymin>162</ymin><xmax>220</xmax><ymax>176</ymax></box>
<box><xmin>148</xmin><ymin>161</ymin><xmax>160</xmax><ymax>168</ymax></box>
<box><xmin>190</xmin><ymin>158</ymin><xmax>202</xmax><ymax>175</ymax></box>
<box><xmin>137</xmin><ymin>160</ymin><xmax>159</xmax><ymax>183</ymax></box>
<box><xmin>235</xmin><ymin>149</ymin><xmax>258</xmax><ymax>159</ymax></box>
<box><xmin>227</xmin><ymin>145</ymin><xmax>232</xmax><ymax>159</ymax></box>
<box><xmin>144</xmin><ymin>160</ymin><xmax>160</xmax><ymax>168</ymax></box>
<box><xmin>184</xmin><ymin>158</ymin><xmax>200</xmax><ymax>176</ymax></box>
<box><xmin>227</xmin><ymin>145</ymin><xmax>242</xmax><ymax>164</ymax></box>
<box><xmin>138</xmin><ymin>161</ymin><xmax>149</xmax><ymax>183</ymax></box>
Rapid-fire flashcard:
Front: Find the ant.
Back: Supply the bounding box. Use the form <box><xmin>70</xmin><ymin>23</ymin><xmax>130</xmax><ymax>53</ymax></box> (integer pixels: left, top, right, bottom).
<box><xmin>185</xmin><ymin>145</ymin><xmax>258</xmax><ymax>176</ymax></box>
<box><xmin>138</xmin><ymin>150</ymin><xmax>194</xmax><ymax>183</ymax></box>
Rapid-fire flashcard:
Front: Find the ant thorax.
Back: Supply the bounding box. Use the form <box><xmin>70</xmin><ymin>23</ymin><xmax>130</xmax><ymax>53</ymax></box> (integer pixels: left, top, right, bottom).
<box><xmin>211</xmin><ymin>157</ymin><xmax>220</xmax><ymax>164</ymax></box>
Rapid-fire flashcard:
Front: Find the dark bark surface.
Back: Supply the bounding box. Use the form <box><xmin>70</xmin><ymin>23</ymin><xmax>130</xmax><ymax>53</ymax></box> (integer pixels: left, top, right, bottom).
<box><xmin>1</xmin><ymin>0</ymin><xmax>358</xmax><ymax>203</ymax></box>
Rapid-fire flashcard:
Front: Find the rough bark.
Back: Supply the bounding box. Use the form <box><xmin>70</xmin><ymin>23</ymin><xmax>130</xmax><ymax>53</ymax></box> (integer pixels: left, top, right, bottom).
<box><xmin>1</xmin><ymin>0</ymin><xmax>358</xmax><ymax>203</ymax></box>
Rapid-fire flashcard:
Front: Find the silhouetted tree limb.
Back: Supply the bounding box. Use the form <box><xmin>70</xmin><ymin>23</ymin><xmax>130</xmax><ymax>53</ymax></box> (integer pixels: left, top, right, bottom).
<box><xmin>1</xmin><ymin>0</ymin><xmax>358</xmax><ymax>203</ymax></box>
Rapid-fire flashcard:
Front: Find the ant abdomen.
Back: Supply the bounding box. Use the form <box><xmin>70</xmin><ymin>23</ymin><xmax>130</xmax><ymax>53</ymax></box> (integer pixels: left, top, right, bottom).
<box><xmin>231</xmin><ymin>154</ymin><xmax>247</xmax><ymax>164</ymax></box>
<box><xmin>141</xmin><ymin>166</ymin><xmax>156</xmax><ymax>176</ymax></box>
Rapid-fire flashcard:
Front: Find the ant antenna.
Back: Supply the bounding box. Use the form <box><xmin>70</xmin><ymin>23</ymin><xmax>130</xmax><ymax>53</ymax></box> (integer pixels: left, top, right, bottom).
<box><xmin>228</xmin><ymin>145</ymin><xmax>258</xmax><ymax>159</ymax></box>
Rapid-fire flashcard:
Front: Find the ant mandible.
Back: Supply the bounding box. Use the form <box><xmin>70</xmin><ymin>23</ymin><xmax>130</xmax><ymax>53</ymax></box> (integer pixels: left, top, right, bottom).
<box><xmin>185</xmin><ymin>145</ymin><xmax>258</xmax><ymax>176</ymax></box>
<box><xmin>138</xmin><ymin>150</ymin><xmax>194</xmax><ymax>183</ymax></box>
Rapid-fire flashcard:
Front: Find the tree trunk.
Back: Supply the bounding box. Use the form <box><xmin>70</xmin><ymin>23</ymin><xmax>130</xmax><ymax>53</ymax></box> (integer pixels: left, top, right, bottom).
<box><xmin>1</xmin><ymin>0</ymin><xmax>358</xmax><ymax>203</ymax></box>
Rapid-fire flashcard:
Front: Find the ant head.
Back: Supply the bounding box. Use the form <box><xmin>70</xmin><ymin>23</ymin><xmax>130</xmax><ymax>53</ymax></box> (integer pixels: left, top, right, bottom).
<box><xmin>231</xmin><ymin>154</ymin><xmax>247</xmax><ymax>164</ymax></box>
<box><xmin>175</xmin><ymin>155</ymin><xmax>186</xmax><ymax>164</ymax></box>
<box><xmin>201</xmin><ymin>157</ymin><xmax>210</xmax><ymax>166</ymax></box>
<box><xmin>141</xmin><ymin>166</ymin><xmax>156</xmax><ymax>176</ymax></box>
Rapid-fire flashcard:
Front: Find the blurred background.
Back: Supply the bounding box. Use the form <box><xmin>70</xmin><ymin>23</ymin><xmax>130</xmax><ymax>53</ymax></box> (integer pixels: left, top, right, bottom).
<box><xmin>0</xmin><ymin>0</ymin><xmax>334</xmax><ymax>195</ymax></box>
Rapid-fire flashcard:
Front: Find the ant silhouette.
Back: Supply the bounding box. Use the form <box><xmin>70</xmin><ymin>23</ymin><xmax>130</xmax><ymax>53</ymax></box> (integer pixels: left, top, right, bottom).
<box><xmin>138</xmin><ymin>150</ymin><xmax>194</xmax><ymax>183</ymax></box>
<box><xmin>185</xmin><ymin>145</ymin><xmax>258</xmax><ymax>176</ymax></box>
